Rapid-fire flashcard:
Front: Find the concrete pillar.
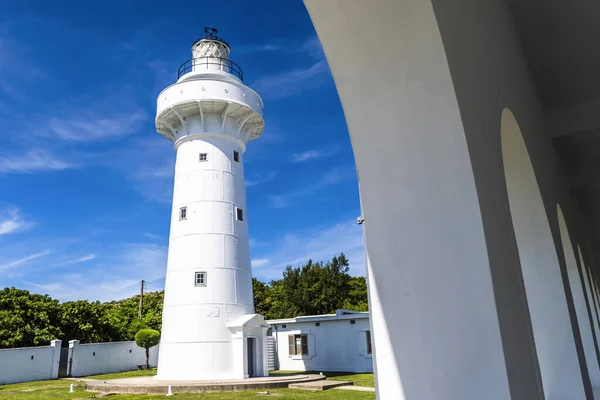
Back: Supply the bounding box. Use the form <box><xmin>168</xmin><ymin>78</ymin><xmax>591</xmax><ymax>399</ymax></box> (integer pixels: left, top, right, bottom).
<box><xmin>579</xmin><ymin>247</ymin><xmax>600</xmax><ymax>365</ymax></box>
<box><xmin>50</xmin><ymin>339</ymin><xmax>62</xmax><ymax>380</ymax></box>
<box><xmin>557</xmin><ymin>206</ymin><xmax>600</xmax><ymax>388</ymax></box>
<box><xmin>304</xmin><ymin>1</ymin><xmax>510</xmax><ymax>399</ymax></box>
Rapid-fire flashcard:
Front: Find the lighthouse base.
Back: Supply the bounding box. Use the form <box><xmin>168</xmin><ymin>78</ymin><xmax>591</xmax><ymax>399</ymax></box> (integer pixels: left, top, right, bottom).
<box><xmin>155</xmin><ymin>314</ymin><xmax>270</xmax><ymax>381</ymax></box>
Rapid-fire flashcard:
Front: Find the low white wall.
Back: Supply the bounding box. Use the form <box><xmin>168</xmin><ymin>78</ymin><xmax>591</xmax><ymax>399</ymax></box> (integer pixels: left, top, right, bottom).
<box><xmin>0</xmin><ymin>340</ymin><xmax>61</xmax><ymax>385</ymax></box>
<box><xmin>69</xmin><ymin>340</ymin><xmax>159</xmax><ymax>377</ymax></box>
<box><xmin>270</xmin><ymin>317</ymin><xmax>374</xmax><ymax>373</ymax></box>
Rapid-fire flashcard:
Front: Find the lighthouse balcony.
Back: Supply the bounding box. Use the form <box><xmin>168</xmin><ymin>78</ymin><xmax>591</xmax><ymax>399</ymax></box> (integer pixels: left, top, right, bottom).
<box><xmin>178</xmin><ymin>57</ymin><xmax>244</xmax><ymax>82</ymax></box>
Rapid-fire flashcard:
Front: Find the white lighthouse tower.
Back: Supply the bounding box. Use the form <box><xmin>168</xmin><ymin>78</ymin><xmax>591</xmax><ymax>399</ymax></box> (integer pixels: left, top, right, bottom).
<box><xmin>155</xmin><ymin>28</ymin><xmax>269</xmax><ymax>381</ymax></box>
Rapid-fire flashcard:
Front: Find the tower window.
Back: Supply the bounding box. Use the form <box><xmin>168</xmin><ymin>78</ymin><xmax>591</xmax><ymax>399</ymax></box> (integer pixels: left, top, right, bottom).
<box><xmin>233</xmin><ymin>150</ymin><xmax>239</xmax><ymax>163</ymax></box>
<box><xmin>199</xmin><ymin>153</ymin><xmax>208</xmax><ymax>161</ymax></box>
<box><xmin>195</xmin><ymin>271</ymin><xmax>207</xmax><ymax>286</ymax></box>
<box><xmin>236</xmin><ymin>207</ymin><xmax>244</xmax><ymax>221</ymax></box>
<box><xmin>179</xmin><ymin>207</ymin><xmax>187</xmax><ymax>220</ymax></box>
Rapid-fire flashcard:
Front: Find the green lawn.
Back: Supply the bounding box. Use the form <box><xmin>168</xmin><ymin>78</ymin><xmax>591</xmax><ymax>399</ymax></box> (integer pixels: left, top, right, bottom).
<box><xmin>84</xmin><ymin>367</ymin><xmax>157</xmax><ymax>380</ymax></box>
<box><xmin>0</xmin><ymin>369</ymin><xmax>375</xmax><ymax>399</ymax></box>
<box><xmin>269</xmin><ymin>370</ymin><xmax>375</xmax><ymax>387</ymax></box>
<box><xmin>0</xmin><ymin>386</ymin><xmax>374</xmax><ymax>399</ymax></box>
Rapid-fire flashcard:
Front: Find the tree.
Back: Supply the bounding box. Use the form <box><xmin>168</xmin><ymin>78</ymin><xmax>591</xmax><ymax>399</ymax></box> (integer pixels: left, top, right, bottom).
<box><xmin>59</xmin><ymin>300</ymin><xmax>110</xmax><ymax>344</ymax></box>
<box><xmin>0</xmin><ymin>288</ymin><xmax>62</xmax><ymax>348</ymax></box>
<box><xmin>252</xmin><ymin>278</ymin><xmax>272</xmax><ymax>318</ymax></box>
<box><xmin>135</xmin><ymin>329</ymin><xmax>160</xmax><ymax>369</ymax></box>
<box><xmin>268</xmin><ymin>254</ymin><xmax>357</xmax><ymax>318</ymax></box>
<box><xmin>343</xmin><ymin>276</ymin><xmax>369</xmax><ymax>311</ymax></box>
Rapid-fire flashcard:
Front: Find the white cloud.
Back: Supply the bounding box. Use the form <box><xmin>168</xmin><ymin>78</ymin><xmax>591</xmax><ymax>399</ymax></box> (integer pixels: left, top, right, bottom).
<box><xmin>292</xmin><ymin>147</ymin><xmax>337</xmax><ymax>163</ymax></box>
<box><xmin>0</xmin><ymin>206</ymin><xmax>33</xmax><ymax>235</ymax></box>
<box><xmin>0</xmin><ymin>149</ymin><xmax>73</xmax><ymax>173</ymax></box>
<box><xmin>44</xmin><ymin>109</ymin><xmax>147</xmax><ymax>142</ymax></box>
<box><xmin>246</xmin><ymin>170</ymin><xmax>278</xmax><ymax>187</ymax></box>
<box><xmin>250</xmin><ymin>219</ymin><xmax>365</xmax><ymax>282</ymax></box>
<box><xmin>61</xmin><ymin>254</ymin><xmax>96</xmax><ymax>265</ymax></box>
<box><xmin>251</xmin><ymin>258</ymin><xmax>270</xmax><ymax>268</ymax></box>
<box><xmin>268</xmin><ymin>167</ymin><xmax>353</xmax><ymax>208</ymax></box>
<box><xmin>0</xmin><ymin>249</ymin><xmax>52</xmax><ymax>272</ymax></box>
<box><xmin>23</xmin><ymin>243</ymin><xmax>167</xmax><ymax>302</ymax></box>
<box><xmin>251</xmin><ymin>60</ymin><xmax>329</xmax><ymax>100</ymax></box>
<box><xmin>249</xmin><ymin>36</ymin><xmax>329</xmax><ymax>100</ymax></box>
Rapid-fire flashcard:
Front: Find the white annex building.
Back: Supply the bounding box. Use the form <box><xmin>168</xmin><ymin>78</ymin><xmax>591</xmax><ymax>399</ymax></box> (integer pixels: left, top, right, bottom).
<box><xmin>154</xmin><ymin>29</ymin><xmax>269</xmax><ymax>380</ymax></box>
<box><xmin>267</xmin><ymin>310</ymin><xmax>374</xmax><ymax>373</ymax></box>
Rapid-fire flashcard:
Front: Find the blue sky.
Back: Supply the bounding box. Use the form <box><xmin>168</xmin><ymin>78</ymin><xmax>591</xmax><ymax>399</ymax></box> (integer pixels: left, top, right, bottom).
<box><xmin>0</xmin><ymin>0</ymin><xmax>364</xmax><ymax>302</ymax></box>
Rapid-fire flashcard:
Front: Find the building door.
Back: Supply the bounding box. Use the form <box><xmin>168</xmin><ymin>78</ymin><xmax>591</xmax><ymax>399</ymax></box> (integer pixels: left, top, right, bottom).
<box><xmin>247</xmin><ymin>338</ymin><xmax>255</xmax><ymax>377</ymax></box>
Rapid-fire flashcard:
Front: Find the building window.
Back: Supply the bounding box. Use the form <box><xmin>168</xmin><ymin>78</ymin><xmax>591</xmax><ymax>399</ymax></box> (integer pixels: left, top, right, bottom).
<box><xmin>233</xmin><ymin>150</ymin><xmax>239</xmax><ymax>163</ymax></box>
<box><xmin>179</xmin><ymin>207</ymin><xmax>187</xmax><ymax>220</ymax></box>
<box><xmin>288</xmin><ymin>334</ymin><xmax>308</xmax><ymax>356</ymax></box>
<box><xmin>195</xmin><ymin>271</ymin><xmax>207</xmax><ymax>287</ymax></box>
<box><xmin>366</xmin><ymin>330</ymin><xmax>372</xmax><ymax>355</ymax></box>
<box><xmin>236</xmin><ymin>207</ymin><xmax>244</xmax><ymax>222</ymax></box>
<box><xmin>199</xmin><ymin>153</ymin><xmax>208</xmax><ymax>161</ymax></box>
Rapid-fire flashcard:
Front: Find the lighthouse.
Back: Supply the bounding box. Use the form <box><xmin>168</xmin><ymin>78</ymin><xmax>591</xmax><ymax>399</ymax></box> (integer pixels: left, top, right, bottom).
<box><xmin>155</xmin><ymin>28</ymin><xmax>269</xmax><ymax>380</ymax></box>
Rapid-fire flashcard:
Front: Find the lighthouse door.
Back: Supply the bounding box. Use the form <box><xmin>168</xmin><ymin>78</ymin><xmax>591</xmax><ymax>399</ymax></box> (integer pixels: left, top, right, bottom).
<box><xmin>247</xmin><ymin>338</ymin><xmax>255</xmax><ymax>377</ymax></box>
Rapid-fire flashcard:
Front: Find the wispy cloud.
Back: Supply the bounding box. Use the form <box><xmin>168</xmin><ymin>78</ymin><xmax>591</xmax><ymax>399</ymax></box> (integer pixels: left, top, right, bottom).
<box><xmin>251</xmin><ymin>258</ymin><xmax>270</xmax><ymax>268</ymax></box>
<box><xmin>0</xmin><ymin>249</ymin><xmax>52</xmax><ymax>272</ymax></box>
<box><xmin>250</xmin><ymin>219</ymin><xmax>365</xmax><ymax>281</ymax></box>
<box><xmin>0</xmin><ymin>206</ymin><xmax>33</xmax><ymax>235</ymax></box>
<box><xmin>268</xmin><ymin>167</ymin><xmax>352</xmax><ymax>208</ymax></box>
<box><xmin>292</xmin><ymin>147</ymin><xmax>337</xmax><ymax>162</ymax></box>
<box><xmin>249</xmin><ymin>36</ymin><xmax>330</xmax><ymax>100</ymax></box>
<box><xmin>251</xmin><ymin>60</ymin><xmax>329</xmax><ymax>100</ymax></box>
<box><xmin>43</xmin><ymin>109</ymin><xmax>147</xmax><ymax>142</ymax></box>
<box><xmin>23</xmin><ymin>243</ymin><xmax>167</xmax><ymax>302</ymax></box>
<box><xmin>61</xmin><ymin>254</ymin><xmax>96</xmax><ymax>265</ymax></box>
<box><xmin>0</xmin><ymin>149</ymin><xmax>73</xmax><ymax>173</ymax></box>
<box><xmin>246</xmin><ymin>170</ymin><xmax>278</xmax><ymax>187</ymax></box>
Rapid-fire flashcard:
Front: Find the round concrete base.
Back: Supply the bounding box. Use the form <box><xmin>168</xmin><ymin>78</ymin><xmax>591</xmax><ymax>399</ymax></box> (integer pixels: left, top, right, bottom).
<box><xmin>85</xmin><ymin>374</ymin><xmax>325</xmax><ymax>394</ymax></box>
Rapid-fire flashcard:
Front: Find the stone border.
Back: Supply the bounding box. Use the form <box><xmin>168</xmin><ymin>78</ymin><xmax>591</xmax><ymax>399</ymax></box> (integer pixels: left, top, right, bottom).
<box><xmin>86</xmin><ymin>375</ymin><xmax>325</xmax><ymax>394</ymax></box>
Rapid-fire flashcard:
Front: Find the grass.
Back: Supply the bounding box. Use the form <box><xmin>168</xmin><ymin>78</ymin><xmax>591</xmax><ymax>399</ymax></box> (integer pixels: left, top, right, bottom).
<box><xmin>269</xmin><ymin>370</ymin><xmax>375</xmax><ymax>388</ymax></box>
<box><xmin>84</xmin><ymin>367</ymin><xmax>157</xmax><ymax>380</ymax></box>
<box><xmin>0</xmin><ymin>369</ymin><xmax>375</xmax><ymax>399</ymax></box>
<box><xmin>0</xmin><ymin>386</ymin><xmax>375</xmax><ymax>399</ymax></box>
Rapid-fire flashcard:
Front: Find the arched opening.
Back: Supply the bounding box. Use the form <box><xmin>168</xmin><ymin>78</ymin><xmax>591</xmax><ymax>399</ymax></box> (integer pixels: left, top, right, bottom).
<box><xmin>557</xmin><ymin>205</ymin><xmax>600</xmax><ymax>387</ymax></box>
<box><xmin>501</xmin><ymin>108</ymin><xmax>585</xmax><ymax>398</ymax></box>
<box><xmin>578</xmin><ymin>246</ymin><xmax>600</xmax><ymax>357</ymax></box>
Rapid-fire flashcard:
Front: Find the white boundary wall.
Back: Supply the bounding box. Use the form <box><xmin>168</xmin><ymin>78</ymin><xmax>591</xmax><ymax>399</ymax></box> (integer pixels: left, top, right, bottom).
<box><xmin>69</xmin><ymin>340</ymin><xmax>159</xmax><ymax>377</ymax></box>
<box><xmin>0</xmin><ymin>340</ymin><xmax>61</xmax><ymax>385</ymax></box>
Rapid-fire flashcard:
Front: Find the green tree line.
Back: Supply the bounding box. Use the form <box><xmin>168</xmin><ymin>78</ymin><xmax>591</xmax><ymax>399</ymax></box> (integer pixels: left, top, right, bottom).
<box><xmin>0</xmin><ymin>253</ymin><xmax>368</xmax><ymax>348</ymax></box>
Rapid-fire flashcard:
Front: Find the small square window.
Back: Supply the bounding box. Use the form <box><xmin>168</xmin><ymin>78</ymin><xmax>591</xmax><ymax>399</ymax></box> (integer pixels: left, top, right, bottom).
<box><xmin>233</xmin><ymin>151</ymin><xmax>239</xmax><ymax>163</ymax></box>
<box><xmin>195</xmin><ymin>271</ymin><xmax>207</xmax><ymax>286</ymax></box>
<box><xmin>236</xmin><ymin>207</ymin><xmax>244</xmax><ymax>222</ymax></box>
<box><xmin>199</xmin><ymin>153</ymin><xmax>208</xmax><ymax>162</ymax></box>
<box><xmin>179</xmin><ymin>207</ymin><xmax>187</xmax><ymax>220</ymax></box>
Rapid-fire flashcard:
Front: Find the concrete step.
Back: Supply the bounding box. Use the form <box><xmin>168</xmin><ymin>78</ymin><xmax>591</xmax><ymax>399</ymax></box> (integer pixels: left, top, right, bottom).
<box><xmin>289</xmin><ymin>380</ymin><xmax>353</xmax><ymax>391</ymax></box>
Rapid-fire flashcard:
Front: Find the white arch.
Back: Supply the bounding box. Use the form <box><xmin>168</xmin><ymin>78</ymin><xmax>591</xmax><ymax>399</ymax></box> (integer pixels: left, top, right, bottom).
<box><xmin>578</xmin><ymin>246</ymin><xmax>600</xmax><ymax>360</ymax></box>
<box><xmin>501</xmin><ymin>108</ymin><xmax>585</xmax><ymax>398</ymax></box>
<box><xmin>557</xmin><ymin>206</ymin><xmax>600</xmax><ymax>387</ymax></box>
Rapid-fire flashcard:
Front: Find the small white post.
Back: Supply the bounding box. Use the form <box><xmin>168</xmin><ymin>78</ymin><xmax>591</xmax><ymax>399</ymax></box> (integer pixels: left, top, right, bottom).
<box><xmin>166</xmin><ymin>385</ymin><xmax>173</xmax><ymax>396</ymax></box>
<box><xmin>69</xmin><ymin>384</ymin><xmax>74</xmax><ymax>393</ymax></box>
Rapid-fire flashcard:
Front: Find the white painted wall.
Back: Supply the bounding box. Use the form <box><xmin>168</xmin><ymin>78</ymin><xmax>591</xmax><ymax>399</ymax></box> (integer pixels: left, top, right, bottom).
<box><xmin>269</xmin><ymin>317</ymin><xmax>373</xmax><ymax>373</ymax></box>
<box><xmin>69</xmin><ymin>340</ymin><xmax>158</xmax><ymax>377</ymax></box>
<box><xmin>501</xmin><ymin>109</ymin><xmax>585</xmax><ymax>398</ymax></box>
<box><xmin>156</xmin><ymin>37</ymin><xmax>264</xmax><ymax>381</ymax></box>
<box><xmin>0</xmin><ymin>340</ymin><xmax>61</xmax><ymax>385</ymax></box>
